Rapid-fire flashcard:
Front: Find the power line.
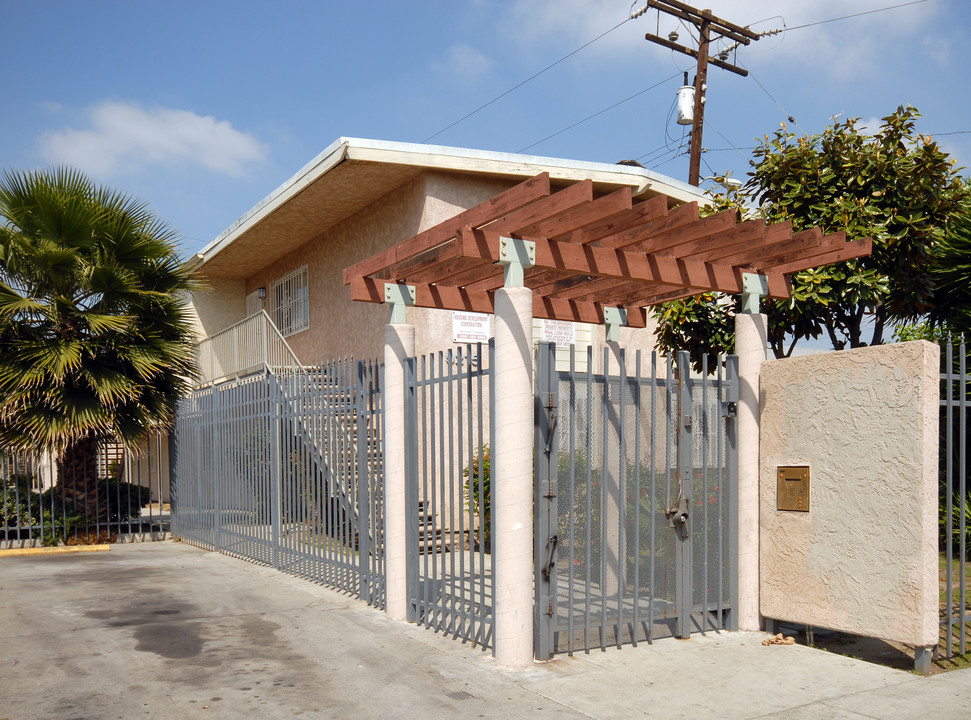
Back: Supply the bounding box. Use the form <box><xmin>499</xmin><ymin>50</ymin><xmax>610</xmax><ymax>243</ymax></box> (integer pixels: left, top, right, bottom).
<box><xmin>741</xmin><ymin>63</ymin><xmax>804</xmax><ymax>134</ymax></box>
<box><xmin>781</xmin><ymin>0</ymin><xmax>929</xmax><ymax>32</ymax></box>
<box><xmin>517</xmin><ymin>73</ymin><xmax>680</xmax><ymax>153</ymax></box>
<box><xmin>703</xmin><ymin>117</ymin><xmax>751</xmax><ymax>164</ymax></box>
<box><xmin>422</xmin><ymin>15</ymin><xmax>633</xmax><ymax>144</ymax></box>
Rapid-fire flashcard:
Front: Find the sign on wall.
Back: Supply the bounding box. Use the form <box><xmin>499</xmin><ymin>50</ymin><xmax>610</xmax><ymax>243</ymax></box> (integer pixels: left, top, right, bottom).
<box><xmin>541</xmin><ymin>319</ymin><xmax>576</xmax><ymax>345</ymax></box>
<box><xmin>452</xmin><ymin>311</ymin><xmax>491</xmax><ymax>343</ymax></box>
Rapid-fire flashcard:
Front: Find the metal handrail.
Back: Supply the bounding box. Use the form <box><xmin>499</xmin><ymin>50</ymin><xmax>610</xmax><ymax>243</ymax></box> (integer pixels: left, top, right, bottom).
<box><xmin>193</xmin><ymin>311</ymin><xmax>367</xmax><ymax>527</ymax></box>
<box><xmin>193</xmin><ymin>310</ymin><xmax>303</xmax><ymax>387</ymax></box>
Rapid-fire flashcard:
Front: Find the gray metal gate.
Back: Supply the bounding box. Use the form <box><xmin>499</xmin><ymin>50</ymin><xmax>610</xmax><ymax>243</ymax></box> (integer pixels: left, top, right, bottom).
<box><xmin>535</xmin><ymin>344</ymin><xmax>738</xmax><ymax>657</ymax></box>
<box><xmin>405</xmin><ymin>343</ymin><xmax>495</xmax><ymax>651</ymax></box>
<box><xmin>941</xmin><ymin>336</ymin><xmax>969</xmax><ymax>662</ymax></box>
<box><xmin>171</xmin><ymin>359</ymin><xmax>384</xmax><ymax>607</ymax></box>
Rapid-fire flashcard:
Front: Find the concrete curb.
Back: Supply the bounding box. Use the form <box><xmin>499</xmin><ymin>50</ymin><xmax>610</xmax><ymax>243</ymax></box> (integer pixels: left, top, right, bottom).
<box><xmin>0</xmin><ymin>544</ymin><xmax>110</xmax><ymax>557</ymax></box>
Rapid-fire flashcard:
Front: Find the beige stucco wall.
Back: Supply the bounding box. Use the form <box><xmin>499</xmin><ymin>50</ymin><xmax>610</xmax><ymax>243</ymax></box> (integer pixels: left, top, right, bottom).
<box><xmin>186</xmin><ymin>277</ymin><xmax>246</xmax><ymax>340</ymax></box>
<box><xmin>759</xmin><ymin>341</ymin><xmax>939</xmax><ymax>647</ymax></box>
<box><xmin>238</xmin><ymin>171</ymin><xmax>512</xmax><ymax>364</ymax></box>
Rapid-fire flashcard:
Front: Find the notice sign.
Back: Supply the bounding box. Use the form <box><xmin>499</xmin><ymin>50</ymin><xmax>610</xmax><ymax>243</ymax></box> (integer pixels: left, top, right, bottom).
<box><xmin>541</xmin><ymin>319</ymin><xmax>575</xmax><ymax>345</ymax></box>
<box><xmin>452</xmin><ymin>311</ymin><xmax>491</xmax><ymax>343</ymax></box>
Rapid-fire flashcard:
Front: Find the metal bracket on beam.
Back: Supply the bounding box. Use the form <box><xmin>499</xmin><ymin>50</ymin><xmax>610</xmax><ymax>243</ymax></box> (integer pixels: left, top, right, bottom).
<box><xmin>740</xmin><ymin>272</ymin><xmax>769</xmax><ymax>315</ymax></box>
<box><xmin>603</xmin><ymin>306</ymin><xmax>628</xmax><ymax>343</ymax></box>
<box><xmin>384</xmin><ymin>282</ymin><xmax>416</xmax><ymax>324</ymax></box>
<box><xmin>497</xmin><ymin>236</ymin><xmax>536</xmax><ymax>288</ymax></box>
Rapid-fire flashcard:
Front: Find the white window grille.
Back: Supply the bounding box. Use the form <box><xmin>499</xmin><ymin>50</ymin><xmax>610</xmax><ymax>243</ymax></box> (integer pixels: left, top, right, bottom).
<box><xmin>270</xmin><ymin>265</ymin><xmax>310</xmax><ymax>337</ymax></box>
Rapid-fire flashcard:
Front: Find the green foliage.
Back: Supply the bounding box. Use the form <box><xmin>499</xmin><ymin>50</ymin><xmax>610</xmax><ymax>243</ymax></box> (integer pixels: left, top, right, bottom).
<box><xmin>1</xmin><ymin>471</ymin><xmax>150</xmax><ymax>546</ymax></box>
<box><xmin>927</xmin><ymin>190</ymin><xmax>971</xmax><ymax>337</ymax></box>
<box><xmin>941</xmin><ymin>492</ymin><xmax>971</xmax><ymax>552</ymax></box>
<box><xmin>0</xmin><ymin>167</ymin><xmax>200</xmax><ymax>454</ymax></box>
<box><xmin>463</xmin><ymin>444</ymin><xmax>491</xmax><ymax>549</ymax></box>
<box><xmin>652</xmin><ymin>293</ymin><xmax>735</xmax><ymax>373</ymax></box>
<box><xmin>653</xmin><ymin>107</ymin><xmax>968</xmax><ymax>361</ymax></box>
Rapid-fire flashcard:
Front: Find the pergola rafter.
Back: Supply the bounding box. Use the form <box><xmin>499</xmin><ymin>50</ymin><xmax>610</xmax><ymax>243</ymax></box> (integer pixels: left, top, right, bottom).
<box><xmin>343</xmin><ymin>172</ymin><xmax>873</xmax><ymax>327</ymax></box>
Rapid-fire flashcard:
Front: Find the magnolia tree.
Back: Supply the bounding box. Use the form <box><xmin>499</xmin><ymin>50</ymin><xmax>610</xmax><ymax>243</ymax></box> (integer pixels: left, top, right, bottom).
<box><xmin>654</xmin><ymin>106</ymin><xmax>968</xmax><ymax>368</ymax></box>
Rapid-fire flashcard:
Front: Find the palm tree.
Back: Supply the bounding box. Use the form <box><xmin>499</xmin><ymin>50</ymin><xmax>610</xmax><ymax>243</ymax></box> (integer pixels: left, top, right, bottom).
<box><xmin>0</xmin><ymin>167</ymin><xmax>198</xmax><ymax>518</ymax></box>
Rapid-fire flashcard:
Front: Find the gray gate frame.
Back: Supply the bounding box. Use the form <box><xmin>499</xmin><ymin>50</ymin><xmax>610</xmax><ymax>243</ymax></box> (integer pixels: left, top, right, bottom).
<box><xmin>534</xmin><ymin>343</ymin><xmax>739</xmax><ymax>659</ymax></box>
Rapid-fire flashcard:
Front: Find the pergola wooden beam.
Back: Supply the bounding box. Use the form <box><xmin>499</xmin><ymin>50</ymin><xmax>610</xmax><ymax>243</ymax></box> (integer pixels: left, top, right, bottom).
<box><xmin>457</xmin><ymin>229</ymin><xmax>782</xmax><ymax>299</ymax></box>
<box><xmin>344</xmin><ymin>173</ymin><xmax>874</xmax><ymax>326</ymax></box>
<box><xmin>342</xmin><ymin>172</ymin><xmax>551</xmax><ymax>284</ymax></box>
<box><xmin>349</xmin><ymin>276</ymin><xmax>648</xmax><ymax>328</ymax></box>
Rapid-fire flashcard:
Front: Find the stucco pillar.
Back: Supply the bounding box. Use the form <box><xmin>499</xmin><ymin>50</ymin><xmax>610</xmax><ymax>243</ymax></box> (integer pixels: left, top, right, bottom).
<box><xmin>735</xmin><ymin>311</ymin><xmax>767</xmax><ymax>631</ymax></box>
<box><xmin>384</xmin><ymin>322</ymin><xmax>414</xmax><ymax>622</ymax></box>
<box><xmin>493</xmin><ymin>286</ymin><xmax>534</xmax><ymax>669</ymax></box>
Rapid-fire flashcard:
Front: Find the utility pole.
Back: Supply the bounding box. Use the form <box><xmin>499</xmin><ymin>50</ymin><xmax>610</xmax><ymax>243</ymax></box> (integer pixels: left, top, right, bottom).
<box><xmin>643</xmin><ymin>1</ymin><xmax>759</xmax><ymax>186</ymax></box>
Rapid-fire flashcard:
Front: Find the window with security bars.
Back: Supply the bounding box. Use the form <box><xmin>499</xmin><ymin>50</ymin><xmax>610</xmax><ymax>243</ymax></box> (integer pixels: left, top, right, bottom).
<box><xmin>270</xmin><ymin>265</ymin><xmax>309</xmax><ymax>337</ymax></box>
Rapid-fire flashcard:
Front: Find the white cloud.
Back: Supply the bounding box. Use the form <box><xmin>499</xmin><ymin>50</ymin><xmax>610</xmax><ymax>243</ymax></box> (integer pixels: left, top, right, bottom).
<box><xmin>443</xmin><ymin>44</ymin><xmax>495</xmax><ymax>78</ymax></box>
<box><xmin>500</xmin><ymin>0</ymin><xmax>937</xmax><ymax>77</ymax></box>
<box><xmin>39</xmin><ymin>101</ymin><xmax>267</xmax><ymax>178</ymax></box>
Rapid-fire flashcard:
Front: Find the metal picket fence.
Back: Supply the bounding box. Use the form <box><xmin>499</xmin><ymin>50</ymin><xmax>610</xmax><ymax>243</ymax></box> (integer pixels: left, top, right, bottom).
<box><xmin>406</xmin><ymin>343</ymin><xmax>494</xmax><ymax>651</ymax></box>
<box><xmin>941</xmin><ymin>336</ymin><xmax>969</xmax><ymax>662</ymax></box>
<box><xmin>171</xmin><ymin>359</ymin><xmax>384</xmax><ymax>607</ymax></box>
<box><xmin>1</xmin><ymin>433</ymin><xmax>169</xmax><ymax>548</ymax></box>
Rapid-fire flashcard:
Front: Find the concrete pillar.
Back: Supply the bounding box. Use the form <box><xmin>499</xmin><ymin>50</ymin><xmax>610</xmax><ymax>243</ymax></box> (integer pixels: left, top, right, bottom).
<box><xmin>384</xmin><ymin>322</ymin><xmax>415</xmax><ymax>622</ymax></box>
<box><xmin>735</xmin><ymin>311</ymin><xmax>767</xmax><ymax>631</ymax></box>
<box><xmin>493</xmin><ymin>286</ymin><xmax>534</xmax><ymax>669</ymax></box>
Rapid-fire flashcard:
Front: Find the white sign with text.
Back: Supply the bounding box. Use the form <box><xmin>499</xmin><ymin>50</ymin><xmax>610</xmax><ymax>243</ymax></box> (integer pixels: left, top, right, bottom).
<box><xmin>452</xmin><ymin>311</ymin><xmax>491</xmax><ymax>343</ymax></box>
<box><xmin>541</xmin><ymin>319</ymin><xmax>576</xmax><ymax>345</ymax></box>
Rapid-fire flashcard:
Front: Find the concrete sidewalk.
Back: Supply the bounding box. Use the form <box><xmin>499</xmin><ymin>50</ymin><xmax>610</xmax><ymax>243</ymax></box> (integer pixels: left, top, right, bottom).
<box><xmin>1</xmin><ymin>541</ymin><xmax>968</xmax><ymax>719</ymax></box>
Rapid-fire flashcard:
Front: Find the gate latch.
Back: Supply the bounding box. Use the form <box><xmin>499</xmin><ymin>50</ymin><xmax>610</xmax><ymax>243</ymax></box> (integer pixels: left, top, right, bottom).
<box><xmin>541</xmin><ymin>534</ymin><xmax>558</xmax><ymax>582</ymax></box>
<box><xmin>544</xmin><ymin>392</ymin><xmax>557</xmax><ymax>457</ymax></box>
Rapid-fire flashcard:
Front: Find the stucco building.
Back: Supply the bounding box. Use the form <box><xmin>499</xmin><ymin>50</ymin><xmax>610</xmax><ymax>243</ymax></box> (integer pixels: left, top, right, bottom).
<box><xmin>187</xmin><ymin>137</ymin><xmax>706</xmax><ymax>372</ymax></box>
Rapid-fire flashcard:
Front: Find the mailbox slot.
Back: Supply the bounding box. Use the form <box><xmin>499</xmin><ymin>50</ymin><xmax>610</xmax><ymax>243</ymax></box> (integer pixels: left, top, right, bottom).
<box><xmin>777</xmin><ymin>466</ymin><xmax>810</xmax><ymax>512</ymax></box>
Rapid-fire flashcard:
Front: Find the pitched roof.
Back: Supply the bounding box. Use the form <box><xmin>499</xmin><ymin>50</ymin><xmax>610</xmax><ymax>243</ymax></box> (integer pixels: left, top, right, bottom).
<box><xmin>193</xmin><ymin>137</ymin><xmax>706</xmax><ymax>279</ymax></box>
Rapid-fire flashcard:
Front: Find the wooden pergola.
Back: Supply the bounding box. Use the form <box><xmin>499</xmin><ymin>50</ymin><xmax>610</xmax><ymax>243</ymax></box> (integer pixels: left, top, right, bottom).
<box><xmin>343</xmin><ymin>172</ymin><xmax>871</xmax><ymax>326</ymax></box>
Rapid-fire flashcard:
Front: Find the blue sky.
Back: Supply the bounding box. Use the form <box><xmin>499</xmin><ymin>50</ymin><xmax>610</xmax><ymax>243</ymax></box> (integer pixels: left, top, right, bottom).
<box><xmin>2</xmin><ymin>0</ymin><xmax>968</xmax><ymax>258</ymax></box>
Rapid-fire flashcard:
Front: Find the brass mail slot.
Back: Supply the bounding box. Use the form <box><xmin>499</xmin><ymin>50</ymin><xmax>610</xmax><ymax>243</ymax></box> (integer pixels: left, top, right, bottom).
<box><xmin>777</xmin><ymin>466</ymin><xmax>810</xmax><ymax>512</ymax></box>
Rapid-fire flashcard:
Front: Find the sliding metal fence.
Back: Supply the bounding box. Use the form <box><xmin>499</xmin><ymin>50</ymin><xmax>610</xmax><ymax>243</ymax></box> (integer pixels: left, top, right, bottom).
<box><xmin>406</xmin><ymin>343</ymin><xmax>494</xmax><ymax>651</ymax></box>
<box><xmin>172</xmin><ymin>360</ymin><xmax>384</xmax><ymax>607</ymax></box>
<box><xmin>941</xmin><ymin>336</ymin><xmax>969</xmax><ymax>661</ymax></box>
<box><xmin>535</xmin><ymin>344</ymin><xmax>738</xmax><ymax>657</ymax></box>
<box><xmin>1</xmin><ymin>433</ymin><xmax>169</xmax><ymax>548</ymax></box>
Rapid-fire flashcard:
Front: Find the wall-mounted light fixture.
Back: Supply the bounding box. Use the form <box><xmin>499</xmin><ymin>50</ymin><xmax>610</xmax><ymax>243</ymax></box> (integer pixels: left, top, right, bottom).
<box><xmin>257</xmin><ymin>287</ymin><xmax>267</xmax><ymax>300</ymax></box>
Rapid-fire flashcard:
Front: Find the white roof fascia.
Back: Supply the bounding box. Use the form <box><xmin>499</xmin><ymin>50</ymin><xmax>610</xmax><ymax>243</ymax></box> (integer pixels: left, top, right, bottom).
<box><xmin>341</xmin><ymin>137</ymin><xmax>705</xmax><ymax>204</ymax></box>
<box><xmin>198</xmin><ymin>137</ymin><xmax>707</xmax><ymax>265</ymax></box>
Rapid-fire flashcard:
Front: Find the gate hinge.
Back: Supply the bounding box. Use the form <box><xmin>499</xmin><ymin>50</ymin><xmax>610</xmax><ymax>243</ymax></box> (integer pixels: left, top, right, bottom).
<box><xmin>721</xmin><ymin>401</ymin><xmax>737</xmax><ymax>418</ymax></box>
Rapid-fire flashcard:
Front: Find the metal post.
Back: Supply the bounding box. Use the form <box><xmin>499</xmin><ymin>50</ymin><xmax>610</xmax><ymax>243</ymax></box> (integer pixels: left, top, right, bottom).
<box><xmin>534</xmin><ymin>342</ymin><xmax>558</xmax><ymax>660</ymax></box>
<box><xmin>356</xmin><ymin>360</ymin><xmax>371</xmax><ymax>603</ymax></box>
<box><xmin>404</xmin><ymin>355</ymin><xmax>419</xmax><ymax>623</ymax></box>
<box><xmin>675</xmin><ymin>350</ymin><xmax>694</xmax><ymax>638</ymax></box>
<box><xmin>725</xmin><ymin>354</ymin><xmax>740</xmax><ymax>631</ymax></box>
<box><xmin>270</xmin><ymin>379</ymin><xmax>282</xmax><ymax>569</ymax></box>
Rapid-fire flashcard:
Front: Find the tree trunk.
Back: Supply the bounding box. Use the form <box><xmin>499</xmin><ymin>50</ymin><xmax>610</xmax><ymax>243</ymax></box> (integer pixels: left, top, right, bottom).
<box><xmin>60</xmin><ymin>433</ymin><xmax>103</xmax><ymax>520</ymax></box>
